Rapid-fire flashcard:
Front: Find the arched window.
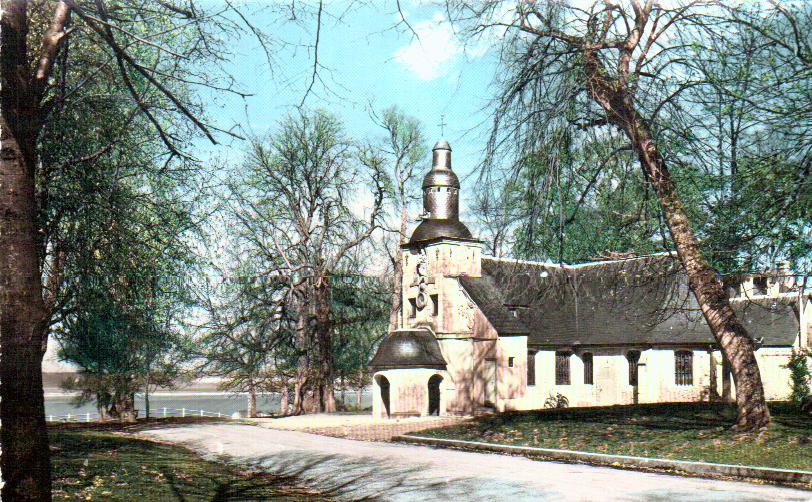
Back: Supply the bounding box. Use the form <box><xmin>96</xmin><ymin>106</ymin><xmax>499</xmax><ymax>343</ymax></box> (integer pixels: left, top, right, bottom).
<box><xmin>627</xmin><ymin>351</ymin><xmax>641</xmax><ymax>386</ymax></box>
<box><xmin>527</xmin><ymin>350</ymin><xmax>536</xmax><ymax>386</ymax></box>
<box><xmin>675</xmin><ymin>351</ymin><xmax>693</xmax><ymax>386</ymax></box>
<box><xmin>582</xmin><ymin>353</ymin><xmax>593</xmax><ymax>385</ymax></box>
<box><xmin>555</xmin><ymin>351</ymin><xmax>571</xmax><ymax>385</ymax></box>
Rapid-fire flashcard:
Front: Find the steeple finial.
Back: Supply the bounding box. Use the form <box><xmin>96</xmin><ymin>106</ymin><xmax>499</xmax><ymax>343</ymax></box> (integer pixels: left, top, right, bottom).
<box><xmin>438</xmin><ymin>114</ymin><xmax>447</xmax><ymax>136</ymax></box>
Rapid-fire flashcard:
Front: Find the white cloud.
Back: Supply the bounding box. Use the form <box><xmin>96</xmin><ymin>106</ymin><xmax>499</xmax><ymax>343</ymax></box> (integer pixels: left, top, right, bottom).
<box><xmin>394</xmin><ymin>12</ymin><xmax>462</xmax><ymax>81</ymax></box>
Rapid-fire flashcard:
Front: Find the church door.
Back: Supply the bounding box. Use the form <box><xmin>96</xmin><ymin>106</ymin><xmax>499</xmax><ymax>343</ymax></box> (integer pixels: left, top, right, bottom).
<box><xmin>376</xmin><ymin>375</ymin><xmax>390</xmax><ymax>418</ymax></box>
<box><xmin>428</xmin><ymin>375</ymin><xmax>442</xmax><ymax>416</ymax></box>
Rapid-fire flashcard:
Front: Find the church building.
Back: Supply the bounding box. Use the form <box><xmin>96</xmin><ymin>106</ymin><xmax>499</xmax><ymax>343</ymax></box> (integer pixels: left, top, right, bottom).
<box><xmin>369</xmin><ymin>140</ymin><xmax>811</xmax><ymax>418</ymax></box>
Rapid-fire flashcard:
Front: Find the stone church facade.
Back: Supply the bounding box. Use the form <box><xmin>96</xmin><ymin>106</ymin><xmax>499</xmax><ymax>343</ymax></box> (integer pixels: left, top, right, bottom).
<box><xmin>369</xmin><ymin>140</ymin><xmax>811</xmax><ymax>418</ymax></box>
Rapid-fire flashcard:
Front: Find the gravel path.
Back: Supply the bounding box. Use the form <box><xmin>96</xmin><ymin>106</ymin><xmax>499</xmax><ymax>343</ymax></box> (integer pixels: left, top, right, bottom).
<box><xmin>142</xmin><ymin>424</ymin><xmax>812</xmax><ymax>502</ymax></box>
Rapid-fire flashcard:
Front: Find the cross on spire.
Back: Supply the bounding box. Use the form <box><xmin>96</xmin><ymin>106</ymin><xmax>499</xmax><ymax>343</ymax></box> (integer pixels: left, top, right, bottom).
<box><xmin>438</xmin><ymin>114</ymin><xmax>447</xmax><ymax>137</ymax></box>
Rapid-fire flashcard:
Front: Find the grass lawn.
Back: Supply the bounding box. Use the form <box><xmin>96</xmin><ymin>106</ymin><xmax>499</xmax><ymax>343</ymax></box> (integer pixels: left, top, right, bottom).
<box><xmin>50</xmin><ymin>419</ymin><xmax>328</xmax><ymax>501</ymax></box>
<box><xmin>413</xmin><ymin>402</ymin><xmax>812</xmax><ymax>471</ymax></box>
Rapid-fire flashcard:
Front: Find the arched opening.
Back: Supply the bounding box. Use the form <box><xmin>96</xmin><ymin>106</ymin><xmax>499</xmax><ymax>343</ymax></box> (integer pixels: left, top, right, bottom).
<box><xmin>375</xmin><ymin>375</ymin><xmax>390</xmax><ymax>418</ymax></box>
<box><xmin>427</xmin><ymin>374</ymin><xmax>443</xmax><ymax>416</ymax></box>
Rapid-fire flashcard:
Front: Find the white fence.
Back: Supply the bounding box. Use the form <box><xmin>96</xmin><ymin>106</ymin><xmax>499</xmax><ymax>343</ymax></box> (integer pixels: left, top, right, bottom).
<box><xmin>46</xmin><ymin>407</ymin><xmax>229</xmax><ymax>423</ymax></box>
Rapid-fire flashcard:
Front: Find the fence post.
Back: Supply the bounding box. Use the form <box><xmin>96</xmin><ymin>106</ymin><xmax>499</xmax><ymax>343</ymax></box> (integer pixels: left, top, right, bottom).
<box><xmin>181</xmin><ymin>408</ymin><xmax>185</xmax><ymax>418</ymax></box>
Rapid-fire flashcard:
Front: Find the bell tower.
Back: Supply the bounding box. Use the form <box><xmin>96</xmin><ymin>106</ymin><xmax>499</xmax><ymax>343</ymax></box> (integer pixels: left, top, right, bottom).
<box><xmin>409</xmin><ymin>140</ymin><xmax>473</xmax><ymax>244</ymax></box>
<box><xmin>401</xmin><ymin>139</ymin><xmax>483</xmax><ymax>332</ymax></box>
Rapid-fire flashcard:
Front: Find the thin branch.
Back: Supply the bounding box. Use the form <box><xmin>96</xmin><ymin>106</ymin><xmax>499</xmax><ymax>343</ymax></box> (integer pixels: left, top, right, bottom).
<box><xmin>300</xmin><ymin>0</ymin><xmax>323</xmax><ymax>108</ymax></box>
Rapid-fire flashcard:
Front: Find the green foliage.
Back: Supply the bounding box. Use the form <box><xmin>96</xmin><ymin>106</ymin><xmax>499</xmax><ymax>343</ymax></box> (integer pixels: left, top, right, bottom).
<box><xmin>44</xmin><ymin>15</ymin><xmax>202</xmax><ymax>418</ymax></box>
<box><xmin>332</xmin><ymin>272</ymin><xmax>390</xmax><ymax>391</ymax></box>
<box><xmin>785</xmin><ymin>349</ymin><xmax>811</xmax><ymax>404</ymax></box>
<box><xmin>470</xmin><ymin>2</ymin><xmax>811</xmax><ymax>271</ymax></box>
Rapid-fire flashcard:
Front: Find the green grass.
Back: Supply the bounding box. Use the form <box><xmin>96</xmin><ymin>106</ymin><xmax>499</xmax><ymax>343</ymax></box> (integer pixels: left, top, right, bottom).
<box><xmin>50</xmin><ymin>419</ymin><xmax>328</xmax><ymax>501</ymax></box>
<box><xmin>413</xmin><ymin>402</ymin><xmax>812</xmax><ymax>471</ymax></box>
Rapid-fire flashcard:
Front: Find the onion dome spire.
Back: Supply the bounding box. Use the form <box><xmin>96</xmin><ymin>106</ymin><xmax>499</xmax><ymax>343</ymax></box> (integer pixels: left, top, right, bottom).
<box><xmin>408</xmin><ymin>139</ymin><xmax>473</xmax><ymax>244</ymax></box>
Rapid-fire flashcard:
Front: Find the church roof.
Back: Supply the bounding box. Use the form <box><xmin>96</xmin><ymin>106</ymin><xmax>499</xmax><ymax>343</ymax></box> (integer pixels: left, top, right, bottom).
<box><xmin>458</xmin><ymin>275</ymin><xmax>529</xmax><ymax>335</ymax></box>
<box><xmin>369</xmin><ymin>329</ymin><xmax>448</xmax><ymax>370</ymax></box>
<box><xmin>458</xmin><ymin>255</ymin><xmax>800</xmax><ymax>347</ymax></box>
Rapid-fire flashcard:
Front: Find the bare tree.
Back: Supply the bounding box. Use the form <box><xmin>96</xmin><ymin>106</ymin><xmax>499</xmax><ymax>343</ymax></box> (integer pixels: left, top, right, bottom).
<box><xmin>368</xmin><ymin>106</ymin><xmax>427</xmax><ymax>330</ymax></box>
<box><xmin>235</xmin><ymin>110</ymin><xmax>386</xmax><ymax>414</ymax></box>
<box><xmin>449</xmin><ymin>1</ymin><xmax>771</xmax><ymax>430</ymax></box>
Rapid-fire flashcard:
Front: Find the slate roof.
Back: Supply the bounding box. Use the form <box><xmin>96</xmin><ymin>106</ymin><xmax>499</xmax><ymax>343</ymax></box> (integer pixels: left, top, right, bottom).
<box><xmin>457</xmin><ymin>255</ymin><xmax>800</xmax><ymax>347</ymax></box>
<box><xmin>369</xmin><ymin>329</ymin><xmax>448</xmax><ymax>369</ymax></box>
<box><xmin>458</xmin><ymin>275</ymin><xmax>529</xmax><ymax>335</ymax></box>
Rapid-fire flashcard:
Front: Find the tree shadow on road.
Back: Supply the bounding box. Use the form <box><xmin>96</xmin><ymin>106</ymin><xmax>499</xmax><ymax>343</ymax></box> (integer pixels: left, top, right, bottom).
<box><xmin>215</xmin><ymin>449</ymin><xmax>561</xmax><ymax>501</ymax></box>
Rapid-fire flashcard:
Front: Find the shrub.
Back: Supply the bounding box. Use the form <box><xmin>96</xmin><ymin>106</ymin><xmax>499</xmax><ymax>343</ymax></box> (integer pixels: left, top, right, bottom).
<box><xmin>785</xmin><ymin>349</ymin><xmax>811</xmax><ymax>404</ymax></box>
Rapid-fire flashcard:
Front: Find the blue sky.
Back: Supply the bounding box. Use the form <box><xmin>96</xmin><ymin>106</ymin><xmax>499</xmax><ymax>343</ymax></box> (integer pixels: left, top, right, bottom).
<box><xmin>198</xmin><ymin>1</ymin><xmax>501</xmax><ymax>194</ymax></box>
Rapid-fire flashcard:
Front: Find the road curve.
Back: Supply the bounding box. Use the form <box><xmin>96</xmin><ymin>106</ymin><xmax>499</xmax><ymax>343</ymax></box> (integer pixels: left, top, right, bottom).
<box><xmin>142</xmin><ymin>424</ymin><xmax>812</xmax><ymax>502</ymax></box>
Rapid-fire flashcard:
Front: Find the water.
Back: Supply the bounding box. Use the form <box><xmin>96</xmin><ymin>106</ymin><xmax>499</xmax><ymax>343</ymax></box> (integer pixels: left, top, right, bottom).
<box><xmin>45</xmin><ymin>389</ymin><xmax>373</xmax><ymax>418</ymax></box>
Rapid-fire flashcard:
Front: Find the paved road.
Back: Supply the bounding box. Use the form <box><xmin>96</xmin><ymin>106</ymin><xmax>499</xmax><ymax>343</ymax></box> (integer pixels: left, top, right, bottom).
<box><xmin>142</xmin><ymin>424</ymin><xmax>812</xmax><ymax>502</ymax></box>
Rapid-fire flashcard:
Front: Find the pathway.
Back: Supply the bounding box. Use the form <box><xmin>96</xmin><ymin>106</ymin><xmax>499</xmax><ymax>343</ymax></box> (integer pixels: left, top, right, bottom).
<box><xmin>141</xmin><ymin>424</ymin><xmax>812</xmax><ymax>501</ymax></box>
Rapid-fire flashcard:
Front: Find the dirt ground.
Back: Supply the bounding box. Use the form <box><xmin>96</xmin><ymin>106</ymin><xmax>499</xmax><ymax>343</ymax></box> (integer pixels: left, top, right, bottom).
<box><xmin>246</xmin><ymin>413</ymin><xmax>469</xmax><ymax>441</ymax></box>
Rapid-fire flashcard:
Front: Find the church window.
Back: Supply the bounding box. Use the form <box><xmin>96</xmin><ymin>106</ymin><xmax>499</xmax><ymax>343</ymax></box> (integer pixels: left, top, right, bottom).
<box><xmin>555</xmin><ymin>351</ymin><xmax>571</xmax><ymax>385</ymax></box>
<box><xmin>508</xmin><ymin>357</ymin><xmax>515</xmax><ymax>368</ymax></box>
<box><xmin>753</xmin><ymin>276</ymin><xmax>768</xmax><ymax>295</ymax></box>
<box><xmin>675</xmin><ymin>351</ymin><xmax>693</xmax><ymax>386</ymax></box>
<box><xmin>627</xmin><ymin>351</ymin><xmax>641</xmax><ymax>386</ymax></box>
<box><xmin>582</xmin><ymin>353</ymin><xmax>594</xmax><ymax>385</ymax></box>
<box><xmin>430</xmin><ymin>294</ymin><xmax>439</xmax><ymax>316</ymax></box>
<box><xmin>408</xmin><ymin>298</ymin><xmax>417</xmax><ymax>319</ymax></box>
<box><xmin>527</xmin><ymin>351</ymin><xmax>536</xmax><ymax>386</ymax></box>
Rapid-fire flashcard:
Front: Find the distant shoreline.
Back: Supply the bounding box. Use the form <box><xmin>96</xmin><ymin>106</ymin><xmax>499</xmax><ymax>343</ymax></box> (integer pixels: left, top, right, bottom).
<box><xmin>44</xmin><ymin>390</ymin><xmax>275</xmax><ymax>398</ymax></box>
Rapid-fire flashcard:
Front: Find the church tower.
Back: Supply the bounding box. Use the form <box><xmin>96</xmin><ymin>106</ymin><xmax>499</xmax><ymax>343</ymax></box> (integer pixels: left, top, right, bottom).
<box><xmin>369</xmin><ymin>139</ymin><xmax>487</xmax><ymax>419</ymax></box>
<box><xmin>399</xmin><ymin>139</ymin><xmax>483</xmax><ymax>331</ymax></box>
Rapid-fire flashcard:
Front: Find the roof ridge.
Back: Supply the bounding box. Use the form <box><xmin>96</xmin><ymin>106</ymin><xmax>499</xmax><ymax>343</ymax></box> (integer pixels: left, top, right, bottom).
<box><xmin>483</xmin><ymin>251</ymin><xmax>677</xmax><ymax>269</ymax></box>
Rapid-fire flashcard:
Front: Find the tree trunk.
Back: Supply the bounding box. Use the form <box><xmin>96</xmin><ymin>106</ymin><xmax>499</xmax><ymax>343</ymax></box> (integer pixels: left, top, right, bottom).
<box><xmin>314</xmin><ymin>278</ymin><xmax>336</xmax><ymax>413</ymax></box>
<box><xmin>293</xmin><ymin>277</ymin><xmax>336</xmax><ymax>414</ymax></box>
<box><xmin>340</xmin><ymin>372</ymin><xmax>346</xmax><ymax>409</ymax></box>
<box><xmin>582</xmin><ymin>49</ymin><xmax>770</xmax><ymax>431</ymax></box>
<box><xmin>291</xmin><ymin>308</ymin><xmax>314</xmax><ymax>414</ymax></box>
<box><xmin>144</xmin><ymin>376</ymin><xmax>150</xmax><ymax>419</ymax></box>
<box><xmin>247</xmin><ymin>385</ymin><xmax>257</xmax><ymax>418</ymax></box>
<box><xmin>279</xmin><ymin>378</ymin><xmax>289</xmax><ymax>416</ymax></box>
<box><xmin>109</xmin><ymin>390</ymin><xmax>137</xmax><ymax>423</ymax></box>
<box><xmin>388</xmin><ymin>202</ymin><xmax>408</xmax><ymax>331</ymax></box>
<box><xmin>1</xmin><ymin>7</ymin><xmax>52</xmax><ymax>499</ymax></box>
<box><xmin>356</xmin><ymin>368</ymin><xmax>364</xmax><ymax>410</ymax></box>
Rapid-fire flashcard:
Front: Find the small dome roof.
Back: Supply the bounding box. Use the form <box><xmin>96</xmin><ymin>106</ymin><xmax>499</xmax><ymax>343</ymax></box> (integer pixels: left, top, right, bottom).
<box><xmin>433</xmin><ymin>139</ymin><xmax>451</xmax><ymax>150</ymax></box>
<box><xmin>409</xmin><ymin>218</ymin><xmax>473</xmax><ymax>244</ymax></box>
<box><xmin>369</xmin><ymin>329</ymin><xmax>447</xmax><ymax>370</ymax></box>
